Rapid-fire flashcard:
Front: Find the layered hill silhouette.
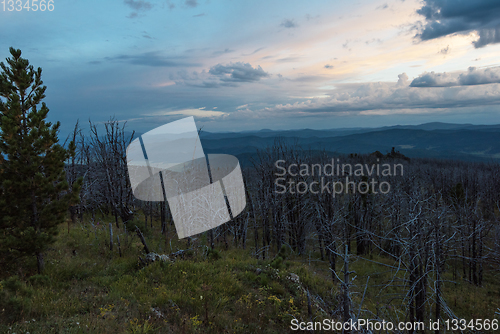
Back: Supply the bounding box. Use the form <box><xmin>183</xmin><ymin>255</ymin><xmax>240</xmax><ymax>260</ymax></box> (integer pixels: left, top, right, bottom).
<box><xmin>196</xmin><ymin>122</ymin><xmax>500</xmax><ymax>165</ymax></box>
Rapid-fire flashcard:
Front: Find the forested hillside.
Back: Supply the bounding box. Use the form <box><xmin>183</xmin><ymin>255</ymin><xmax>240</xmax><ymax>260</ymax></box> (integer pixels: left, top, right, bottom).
<box><xmin>2</xmin><ymin>118</ymin><xmax>499</xmax><ymax>333</ymax></box>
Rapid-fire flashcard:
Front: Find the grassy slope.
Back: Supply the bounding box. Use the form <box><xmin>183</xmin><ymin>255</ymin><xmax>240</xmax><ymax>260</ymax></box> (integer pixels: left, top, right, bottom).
<box><xmin>1</xmin><ymin>215</ymin><xmax>499</xmax><ymax>333</ymax></box>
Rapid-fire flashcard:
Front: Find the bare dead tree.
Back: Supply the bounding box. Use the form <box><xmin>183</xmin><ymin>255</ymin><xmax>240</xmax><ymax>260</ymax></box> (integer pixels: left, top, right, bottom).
<box><xmin>88</xmin><ymin>118</ymin><xmax>137</xmax><ymax>228</ymax></box>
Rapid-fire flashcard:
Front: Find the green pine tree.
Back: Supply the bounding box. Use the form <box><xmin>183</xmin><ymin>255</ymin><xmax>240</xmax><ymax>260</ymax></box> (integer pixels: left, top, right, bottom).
<box><xmin>0</xmin><ymin>47</ymin><xmax>82</xmax><ymax>274</ymax></box>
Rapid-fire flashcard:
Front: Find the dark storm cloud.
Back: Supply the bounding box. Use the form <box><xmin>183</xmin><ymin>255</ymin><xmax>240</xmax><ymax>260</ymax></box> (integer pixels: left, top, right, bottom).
<box><xmin>416</xmin><ymin>0</ymin><xmax>500</xmax><ymax>48</ymax></box>
<box><xmin>208</xmin><ymin>62</ymin><xmax>269</xmax><ymax>82</ymax></box>
<box><xmin>281</xmin><ymin>19</ymin><xmax>299</xmax><ymax>28</ymax></box>
<box><xmin>473</xmin><ymin>26</ymin><xmax>500</xmax><ymax>48</ymax></box>
<box><xmin>104</xmin><ymin>52</ymin><xmax>200</xmax><ymax>67</ymax></box>
<box><xmin>410</xmin><ymin>67</ymin><xmax>500</xmax><ymax>87</ymax></box>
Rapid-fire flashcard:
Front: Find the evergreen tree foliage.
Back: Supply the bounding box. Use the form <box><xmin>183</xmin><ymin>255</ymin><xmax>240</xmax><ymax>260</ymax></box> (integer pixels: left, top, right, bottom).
<box><xmin>0</xmin><ymin>47</ymin><xmax>82</xmax><ymax>274</ymax></box>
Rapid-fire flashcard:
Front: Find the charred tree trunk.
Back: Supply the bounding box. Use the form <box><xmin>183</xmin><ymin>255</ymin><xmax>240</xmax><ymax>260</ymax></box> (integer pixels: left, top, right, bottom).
<box><xmin>135</xmin><ymin>226</ymin><xmax>150</xmax><ymax>254</ymax></box>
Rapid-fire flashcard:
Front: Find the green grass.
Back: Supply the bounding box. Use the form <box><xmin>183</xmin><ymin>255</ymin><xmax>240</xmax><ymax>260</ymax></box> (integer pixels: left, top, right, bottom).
<box><xmin>0</xmin><ymin>215</ymin><xmax>499</xmax><ymax>333</ymax></box>
<box><xmin>0</xmin><ymin>217</ymin><xmax>335</xmax><ymax>333</ymax></box>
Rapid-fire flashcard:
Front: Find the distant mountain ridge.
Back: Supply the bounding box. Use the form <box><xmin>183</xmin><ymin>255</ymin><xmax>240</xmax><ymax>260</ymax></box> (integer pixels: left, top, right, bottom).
<box><xmin>119</xmin><ymin>122</ymin><xmax>500</xmax><ymax>166</ymax></box>
<box><xmin>196</xmin><ymin>122</ymin><xmax>500</xmax><ymax>165</ymax></box>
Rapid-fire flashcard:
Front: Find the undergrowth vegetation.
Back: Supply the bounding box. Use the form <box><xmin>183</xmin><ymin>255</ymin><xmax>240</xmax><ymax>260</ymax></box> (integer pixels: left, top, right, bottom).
<box><xmin>1</xmin><ymin>214</ymin><xmax>499</xmax><ymax>333</ymax></box>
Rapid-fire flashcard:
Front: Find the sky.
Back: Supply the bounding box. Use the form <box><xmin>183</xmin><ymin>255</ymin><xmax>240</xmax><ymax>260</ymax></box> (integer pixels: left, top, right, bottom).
<box><xmin>2</xmin><ymin>0</ymin><xmax>500</xmax><ymax>136</ymax></box>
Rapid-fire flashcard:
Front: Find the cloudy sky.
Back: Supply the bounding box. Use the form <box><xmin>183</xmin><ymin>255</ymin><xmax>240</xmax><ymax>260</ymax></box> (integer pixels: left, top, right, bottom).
<box><xmin>2</xmin><ymin>0</ymin><xmax>500</xmax><ymax>135</ymax></box>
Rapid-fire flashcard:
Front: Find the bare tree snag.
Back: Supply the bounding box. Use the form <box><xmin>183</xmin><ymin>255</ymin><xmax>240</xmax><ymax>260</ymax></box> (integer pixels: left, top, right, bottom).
<box><xmin>135</xmin><ymin>226</ymin><xmax>150</xmax><ymax>254</ymax></box>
